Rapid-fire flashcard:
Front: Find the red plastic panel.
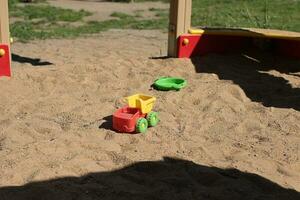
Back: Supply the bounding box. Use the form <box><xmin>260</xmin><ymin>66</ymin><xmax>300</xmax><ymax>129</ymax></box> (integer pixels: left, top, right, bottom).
<box><xmin>178</xmin><ymin>34</ymin><xmax>300</xmax><ymax>59</ymax></box>
<box><xmin>178</xmin><ymin>34</ymin><xmax>252</xmax><ymax>58</ymax></box>
<box><xmin>177</xmin><ymin>34</ymin><xmax>201</xmax><ymax>58</ymax></box>
<box><xmin>0</xmin><ymin>44</ymin><xmax>11</xmax><ymax>77</ymax></box>
<box><xmin>113</xmin><ymin>106</ymin><xmax>145</xmax><ymax>133</ymax></box>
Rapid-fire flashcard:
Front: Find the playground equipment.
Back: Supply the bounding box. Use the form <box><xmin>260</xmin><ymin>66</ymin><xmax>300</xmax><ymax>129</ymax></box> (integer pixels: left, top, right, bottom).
<box><xmin>0</xmin><ymin>0</ymin><xmax>11</xmax><ymax>77</ymax></box>
<box><xmin>2</xmin><ymin>0</ymin><xmax>300</xmax><ymax>77</ymax></box>
<box><xmin>168</xmin><ymin>0</ymin><xmax>300</xmax><ymax>59</ymax></box>
<box><xmin>113</xmin><ymin>94</ymin><xmax>159</xmax><ymax>133</ymax></box>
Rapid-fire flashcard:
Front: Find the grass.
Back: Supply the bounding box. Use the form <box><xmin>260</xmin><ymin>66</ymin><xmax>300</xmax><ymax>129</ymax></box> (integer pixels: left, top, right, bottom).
<box><xmin>191</xmin><ymin>0</ymin><xmax>300</xmax><ymax>31</ymax></box>
<box><xmin>9</xmin><ymin>0</ymin><xmax>168</xmax><ymax>42</ymax></box>
<box><xmin>9</xmin><ymin>0</ymin><xmax>93</xmax><ymax>41</ymax></box>
<box><xmin>105</xmin><ymin>0</ymin><xmax>169</xmax><ymax>2</ymax></box>
<box><xmin>13</xmin><ymin>5</ymin><xmax>90</xmax><ymax>22</ymax></box>
<box><xmin>8</xmin><ymin>0</ymin><xmax>300</xmax><ymax>42</ymax></box>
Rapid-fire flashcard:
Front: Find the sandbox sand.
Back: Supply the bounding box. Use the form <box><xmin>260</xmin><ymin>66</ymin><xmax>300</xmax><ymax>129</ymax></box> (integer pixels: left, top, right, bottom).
<box><xmin>0</xmin><ymin>28</ymin><xmax>300</xmax><ymax>199</ymax></box>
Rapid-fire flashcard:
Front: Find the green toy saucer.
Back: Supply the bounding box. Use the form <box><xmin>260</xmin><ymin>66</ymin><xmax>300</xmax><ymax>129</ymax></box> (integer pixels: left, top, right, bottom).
<box><xmin>153</xmin><ymin>77</ymin><xmax>187</xmax><ymax>91</ymax></box>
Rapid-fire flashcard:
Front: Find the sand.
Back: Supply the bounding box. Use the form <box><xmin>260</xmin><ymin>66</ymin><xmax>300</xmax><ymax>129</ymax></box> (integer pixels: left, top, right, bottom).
<box><xmin>0</xmin><ymin>28</ymin><xmax>299</xmax><ymax>199</ymax></box>
<box><xmin>1</xmin><ymin>1</ymin><xmax>300</xmax><ymax>197</ymax></box>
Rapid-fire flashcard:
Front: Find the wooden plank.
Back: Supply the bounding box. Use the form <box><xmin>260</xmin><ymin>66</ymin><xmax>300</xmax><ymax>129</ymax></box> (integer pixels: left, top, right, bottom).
<box><xmin>184</xmin><ymin>0</ymin><xmax>192</xmax><ymax>33</ymax></box>
<box><xmin>168</xmin><ymin>0</ymin><xmax>192</xmax><ymax>57</ymax></box>
<box><xmin>0</xmin><ymin>0</ymin><xmax>11</xmax><ymax>76</ymax></box>
<box><xmin>168</xmin><ymin>0</ymin><xmax>178</xmax><ymax>57</ymax></box>
<box><xmin>0</xmin><ymin>0</ymin><xmax>10</xmax><ymax>45</ymax></box>
<box><xmin>189</xmin><ymin>28</ymin><xmax>300</xmax><ymax>41</ymax></box>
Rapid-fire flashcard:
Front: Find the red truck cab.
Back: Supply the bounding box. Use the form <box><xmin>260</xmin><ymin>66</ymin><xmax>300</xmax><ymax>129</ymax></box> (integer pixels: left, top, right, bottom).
<box><xmin>113</xmin><ymin>106</ymin><xmax>146</xmax><ymax>133</ymax></box>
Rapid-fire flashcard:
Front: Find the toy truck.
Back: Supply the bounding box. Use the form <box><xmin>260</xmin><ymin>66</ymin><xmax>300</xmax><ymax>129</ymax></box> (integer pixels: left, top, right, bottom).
<box><xmin>113</xmin><ymin>94</ymin><xmax>159</xmax><ymax>133</ymax></box>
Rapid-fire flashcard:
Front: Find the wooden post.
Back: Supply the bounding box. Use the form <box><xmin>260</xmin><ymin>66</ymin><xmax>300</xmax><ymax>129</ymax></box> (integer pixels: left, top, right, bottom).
<box><xmin>0</xmin><ymin>0</ymin><xmax>11</xmax><ymax>77</ymax></box>
<box><xmin>168</xmin><ymin>0</ymin><xmax>192</xmax><ymax>57</ymax></box>
<box><xmin>0</xmin><ymin>0</ymin><xmax>10</xmax><ymax>45</ymax></box>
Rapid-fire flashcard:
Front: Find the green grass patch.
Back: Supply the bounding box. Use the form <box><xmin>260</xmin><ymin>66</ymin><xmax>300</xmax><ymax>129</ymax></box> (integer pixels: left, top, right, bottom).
<box><xmin>149</xmin><ymin>8</ymin><xmax>168</xmax><ymax>18</ymax></box>
<box><xmin>191</xmin><ymin>0</ymin><xmax>300</xmax><ymax>31</ymax></box>
<box><xmin>11</xmin><ymin>18</ymin><xmax>168</xmax><ymax>42</ymax></box>
<box><xmin>14</xmin><ymin>5</ymin><xmax>91</xmax><ymax>22</ymax></box>
<box><xmin>10</xmin><ymin>1</ymin><xmax>91</xmax><ymax>22</ymax></box>
<box><xmin>9</xmin><ymin>1</ymin><xmax>168</xmax><ymax>42</ymax></box>
<box><xmin>110</xmin><ymin>12</ymin><xmax>135</xmax><ymax>19</ymax></box>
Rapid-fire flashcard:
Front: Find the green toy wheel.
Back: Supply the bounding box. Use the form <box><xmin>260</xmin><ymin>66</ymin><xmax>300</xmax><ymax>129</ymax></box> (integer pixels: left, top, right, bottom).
<box><xmin>136</xmin><ymin>118</ymin><xmax>148</xmax><ymax>133</ymax></box>
<box><xmin>146</xmin><ymin>111</ymin><xmax>159</xmax><ymax>127</ymax></box>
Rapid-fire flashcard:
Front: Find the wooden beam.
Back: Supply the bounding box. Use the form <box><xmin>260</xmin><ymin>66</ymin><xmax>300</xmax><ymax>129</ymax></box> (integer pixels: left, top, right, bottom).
<box><xmin>0</xmin><ymin>0</ymin><xmax>11</xmax><ymax>77</ymax></box>
<box><xmin>168</xmin><ymin>0</ymin><xmax>192</xmax><ymax>57</ymax></box>
<box><xmin>0</xmin><ymin>0</ymin><xmax>10</xmax><ymax>45</ymax></box>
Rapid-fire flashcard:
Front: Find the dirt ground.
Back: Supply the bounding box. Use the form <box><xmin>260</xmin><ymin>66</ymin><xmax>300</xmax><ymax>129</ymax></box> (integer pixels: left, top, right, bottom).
<box><xmin>48</xmin><ymin>0</ymin><xmax>169</xmax><ymax>21</ymax></box>
<box><xmin>0</xmin><ymin>1</ymin><xmax>300</xmax><ymax>199</ymax></box>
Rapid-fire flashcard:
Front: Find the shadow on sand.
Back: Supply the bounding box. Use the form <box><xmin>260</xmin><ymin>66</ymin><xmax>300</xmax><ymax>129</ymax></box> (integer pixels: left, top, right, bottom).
<box><xmin>0</xmin><ymin>157</ymin><xmax>299</xmax><ymax>200</ymax></box>
<box><xmin>99</xmin><ymin>115</ymin><xmax>113</xmax><ymax>131</ymax></box>
<box><xmin>12</xmin><ymin>54</ymin><xmax>53</xmax><ymax>66</ymax></box>
<box><xmin>191</xmin><ymin>51</ymin><xmax>300</xmax><ymax>111</ymax></box>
